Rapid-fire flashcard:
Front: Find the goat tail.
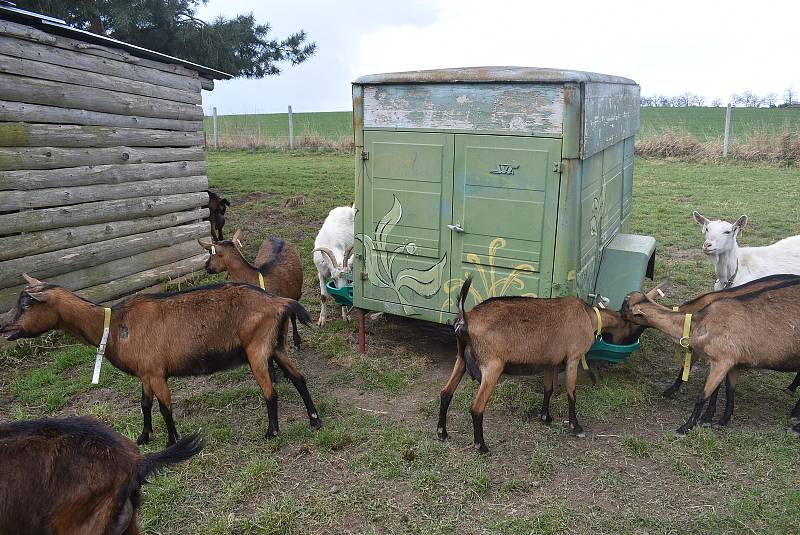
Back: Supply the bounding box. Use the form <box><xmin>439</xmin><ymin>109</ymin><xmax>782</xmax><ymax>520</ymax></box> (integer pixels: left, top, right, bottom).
<box><xmin>283</xmin><ymin>300</ymin><xmax>311</xmax><ymax>327</ymax></box>
<box><xmin>454</xmin><ymin>275</ymin><xmax>472</xmax><ymax>337</ymax></box>
<box><xmin>291</xmin><ymin>313</ymin><xmax>301</xmax><ymax>348</ymax></box>
<box><xmin>138</xmin><ymin>432</ymin><xmax>204</xmax><ymax>483</ymax></box>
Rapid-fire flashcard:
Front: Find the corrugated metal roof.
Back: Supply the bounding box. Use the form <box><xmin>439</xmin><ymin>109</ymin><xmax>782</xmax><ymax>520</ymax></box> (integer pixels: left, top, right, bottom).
<box><xmin>0</xmin><ymin>4</ymin><xmax>232</xmax><ymax>80</ymax></box>
<box><xmin>354</xmin><ymin>66</ymin><xmax>636</xmax><ymax>85</ymax></box>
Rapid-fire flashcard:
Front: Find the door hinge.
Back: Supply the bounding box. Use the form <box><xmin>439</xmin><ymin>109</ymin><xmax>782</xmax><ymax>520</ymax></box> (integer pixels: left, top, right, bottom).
<box><xmin>553</xmin><ymin>161</ymin><xmax>564</xmax><ymax>173</ymax></box>
<box><xmin>360</xmin><ymin>271</ymin><xmax>367</xmax><ymax>281</ymax></box>
<box><xmin>360</xmin><ymin>151</ymin><xmax>369</xmax><ymax>160</ymax></box>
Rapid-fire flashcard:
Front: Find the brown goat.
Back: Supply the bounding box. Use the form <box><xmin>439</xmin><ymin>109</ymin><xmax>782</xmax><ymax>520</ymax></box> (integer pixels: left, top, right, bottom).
<box><xmin>0</xmin><ymin>416</ymin><xmax>203</xmax><ymax>535</ymax></box>
<box><xmin>199</xmin><ymin>229</ymin><xmax>303</xmax><ymax>347</ymax></box>
<box><xmin>609</xmin><ymin>274</ymin><xmax>800</xmax><ymax>426</ymax></box>
<box><xmin>205</xmin><ymin>190</ymin><xmax>230</xmax><ymax>242</ymax></box>
<box><xmin>437</xmin><ymin>276</ymin><xmax>656</xmax><ymax>453</ymax></box>
<box><xmin>621</xmin><ymin>277</ymin><xmax>800</xmax><ymax>435</ymax></box>
<box><xmin>0</xmin><ymin>274</ymin><xmax>321</xmax><ymax>446</ymax></box>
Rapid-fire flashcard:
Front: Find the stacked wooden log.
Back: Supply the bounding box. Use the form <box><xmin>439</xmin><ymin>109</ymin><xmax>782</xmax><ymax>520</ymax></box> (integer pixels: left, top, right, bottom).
<box><xmin>0</xmin><ymin>18</ymin><xmax>216</xmax><ymax>310</ymax></box>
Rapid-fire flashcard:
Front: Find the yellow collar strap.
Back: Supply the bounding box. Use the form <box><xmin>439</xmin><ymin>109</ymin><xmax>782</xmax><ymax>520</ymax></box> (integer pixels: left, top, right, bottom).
<box><xmin>593</xmin><ymin>307</ymin><xmax>602</xmax><ymax>338</ymax></box>
<box><xmin>581</xmin><ymin>307</ymin><xmax>603</xmax><ymax>371</ymax></box>
<box><xmin>258</xmin><ymin>272</ymin><xmax>265</xmax><ymax>290</ymax></box>
<box><xmin>678</xmin><ymin>310</ymin><xmax>693</xmax><ymax>382</ymax></box>
<box><xmin>92</xmin><ymin>307</ymin><xmax>112</xmax><ymax>385</ymax></box>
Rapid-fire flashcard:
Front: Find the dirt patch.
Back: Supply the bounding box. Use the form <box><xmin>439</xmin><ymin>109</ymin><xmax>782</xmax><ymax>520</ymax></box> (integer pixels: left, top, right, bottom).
<box><xmin>236</xmin><ymin>191</ymin><xmax>270</xmax><ymax>204</ymax></box>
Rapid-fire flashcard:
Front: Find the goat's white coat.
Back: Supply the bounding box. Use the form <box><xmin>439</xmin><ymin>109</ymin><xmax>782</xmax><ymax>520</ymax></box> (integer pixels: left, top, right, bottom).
<box><xmin>313</xmin><ymin>205</ymin><xmax>355</xmax><ymax>325</ymax></box>
<box><xmin>693</xmin><ymin>211</ymin><xmax>800</xmax><ymax>290</ymax></box>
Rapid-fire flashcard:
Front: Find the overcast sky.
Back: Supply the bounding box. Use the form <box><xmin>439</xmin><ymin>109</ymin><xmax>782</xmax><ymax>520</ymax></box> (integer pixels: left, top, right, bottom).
<box><xmin>197</xmin><ymin>0</ymin><xmax>799</xmax><ymax>116</ymax></box>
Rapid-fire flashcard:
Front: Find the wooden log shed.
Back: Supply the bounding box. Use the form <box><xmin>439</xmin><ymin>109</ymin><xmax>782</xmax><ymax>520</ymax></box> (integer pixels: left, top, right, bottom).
<box><xmin>0</xmin><ymin>5</ymin><xmax>231</xmax><ymax>311</ymax></box>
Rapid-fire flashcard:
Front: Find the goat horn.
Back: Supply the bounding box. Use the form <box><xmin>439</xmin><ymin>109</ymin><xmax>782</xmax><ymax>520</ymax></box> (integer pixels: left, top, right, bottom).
<box><xmin>22</xmin><ymin>273</ymin><xmax>43</xmax><ymax>286</ymax></box>
<box><xmin>313</xmin><ymin>248</ymin><xmax>339</xmax><ymax>268</ymax></box>
<box><xmin>341</xmin><ymin>245</ymin><xmax>354</xmax><ymax>268</ymax></box>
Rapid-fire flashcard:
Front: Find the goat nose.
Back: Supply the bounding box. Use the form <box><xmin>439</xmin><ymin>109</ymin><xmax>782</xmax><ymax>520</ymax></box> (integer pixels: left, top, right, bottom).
<box><xmin>703</xmin><ymin>242</ymin><xmax>712</xmax><ymax>249</ymax></box>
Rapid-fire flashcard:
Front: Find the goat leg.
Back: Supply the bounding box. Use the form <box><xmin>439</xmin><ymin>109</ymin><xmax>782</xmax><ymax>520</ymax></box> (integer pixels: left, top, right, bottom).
<box><xmin>317</xmin><ymin>273</ymin><xmax>328</xmax><ymax>326</ymax></box>
<box><xmin>790</xmin><ymin>397</ymin><xmax>800</xmax><ymax>422</ymax></box>
<box><xmin>152</xmin><ymin>377</ymin><xmax>179</xmax><ymax>446</ymax></box>
<box><xmin>677</xmin><ymin>364</ymin><xmax>728</xmax><ymax>436</ymax></box>
<box><xmin>540</xmin><ymin>365</ymin><xmax>556</xmax><ymax>425</ymax></box>
<box><xmin>274</xmin><ymin>350</ymin><xmax>322</xmax><ymax>430</ymax></box>
<box><xmin>290</xmin><ymin>313</ymin><xmax>302</xmax><ymax>349</ymax></box>
<box><xmin>136</xmin><ymin>383</ymin><xmax>154</xmax><ymax>445</ymax></box>
<box><xmin>470</xmin><ymin>362</ymin><xmax>502</xmax><ymax>454</ymax></box>
<box><xmin>788</xmin><ymin>372</ymin><xmax>800</xmax><ymax>394</ymax></box>
<box><xmin>438</xmin><ymin>349</ymin><xmax>466</xmax><ymax>440</ymax></box>
<box><xmin>717</xmin><ymin>370</ymin><xmax>738</xmax><ymax>426</ymax></box>
<box><xmin>565</xmin><ymin>358</ymin><xmax>584</xmax><ymax>437</ymax></box>
<box><xmin>698</xmin><ymin>384</ymin><xmax>722</xmax><ymax>426</ymax></box>
<box><xmin>247</xmin><ymin>344</ymin><xmax>280</xmax><ymax>438</ymax></box>
<box><xmin>662</xmin><ymin>368</ymin><xmax>684</xmax><ymax>398</ymax></box>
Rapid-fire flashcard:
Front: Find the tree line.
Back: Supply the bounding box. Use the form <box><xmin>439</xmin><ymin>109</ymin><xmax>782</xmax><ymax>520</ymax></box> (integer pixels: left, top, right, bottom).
<box><xmin>641</xmin><ymin>88</ymin><xmax>796</xmax><ymax>108</ymax></box>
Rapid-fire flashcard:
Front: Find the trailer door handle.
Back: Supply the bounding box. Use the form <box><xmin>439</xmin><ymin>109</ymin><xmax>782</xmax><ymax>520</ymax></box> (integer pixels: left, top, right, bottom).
<box><xmin>447</xmin><ymin>224</ymin><xmax>465</xmax><ymax>233</ymax></box>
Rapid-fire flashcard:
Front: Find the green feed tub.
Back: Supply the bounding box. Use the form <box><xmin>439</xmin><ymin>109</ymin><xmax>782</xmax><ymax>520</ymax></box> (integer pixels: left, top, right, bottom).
<box><xmin>326</xmin><ymin>279</ymin><xmax>353</xmax><ymax>307</ymax></box>
<box><xmin>585</xmin><ymin>338</ymin><xmax>640</xmax><ymax>364</ymax></box>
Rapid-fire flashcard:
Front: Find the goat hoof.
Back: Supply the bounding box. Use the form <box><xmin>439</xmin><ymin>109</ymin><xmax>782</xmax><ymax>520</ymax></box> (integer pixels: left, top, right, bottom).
<box><xmin>265</xmin><ymin>429</ymin><xmax>280</xmax><ymax>440</ymax></box>
<box><xmin>570</xmin><ymin>425</ymin><xmax>584</xmax><ymax>437</ymax></box>
<box><xmin>675</xmin><ymin>427</ymin><xmax>689</xmax><ymax>437</ymax></box>
<box><xmin>136</xmin><ymin>433</ymin><xmax>150</xmax><ymax>445</ymax></box>
<box><xmin>540</xmin><ymin>413</ymin><xmax>553</xmax><ymax>425</ymax></box>
<box><xmin>699</xmin><ymin>419</ymin><xmax>713</xmax><ymax>428</ymax></box>
<box><xmin>309</xmin><ymin>417</ymin><xmax>322</xmax><ymax>430</ymax></box>
<box><xmin>662</xmin><ymin>387</ymin><xmax>679</xmax><ymax>399</ymax></box>
<box><xmin>474</xmin><ymin>442</ymin><xmax>489</xmax><ymax>454</ymax></box>
<box><xmin>790</xmin><ymin>426</ymin><xmax>800</xmax><ymax>437</ymax></box>
<box><xmin>716</xmin><ymin>418</ymin><xmax>730</xmax><ymax>427</ymax></box>
<box><xmin>437</xmin><ymin>427</ymin><xmax>448</xmax><ymax>441</ymax></box>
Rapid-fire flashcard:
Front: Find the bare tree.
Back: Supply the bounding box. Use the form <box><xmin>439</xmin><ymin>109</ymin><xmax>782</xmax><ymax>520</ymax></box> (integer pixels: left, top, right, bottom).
<box><xmin>784</xmin><ymin>87</ymin><xmax>796</xmax><ymax>106</ymax></box>
<box><xmin>711</xmin><ymin>98</ymin><xmax>723</xmax><ymax>107</ymax></box>
<box><xmin>764</xmin><ymin>92</ymin><xmax>778</xmax><ymax>107</ymax></box>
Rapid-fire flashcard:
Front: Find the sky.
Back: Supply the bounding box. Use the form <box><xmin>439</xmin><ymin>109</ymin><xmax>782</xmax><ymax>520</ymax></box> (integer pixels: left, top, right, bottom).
<box><xmin>197</xmin><ymin>0</ymin><xmax>800</xmax><ymax>116</ymax></box>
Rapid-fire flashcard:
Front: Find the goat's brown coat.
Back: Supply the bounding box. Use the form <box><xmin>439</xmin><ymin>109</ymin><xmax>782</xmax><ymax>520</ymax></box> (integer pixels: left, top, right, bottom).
<box><xmin>0</xmin><ymin>277</ymin><xmax>320</xmax><ymax>446</ymax></box>
<box><xmin>0</xmin><ymin>416</ymin><xmax>202</xmax><ymax>535</ymax></box>
<box><xmin>622</xmin><ymin>277</ymin><xmax>800</xmax><ymax>434</ymax></box>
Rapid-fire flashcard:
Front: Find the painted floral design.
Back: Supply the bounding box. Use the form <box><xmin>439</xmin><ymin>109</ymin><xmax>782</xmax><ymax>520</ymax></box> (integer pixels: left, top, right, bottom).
<box><xmin>357</xmin><ymin>196</ymin><xmax>447</xmax><ymax>313</ymax></box>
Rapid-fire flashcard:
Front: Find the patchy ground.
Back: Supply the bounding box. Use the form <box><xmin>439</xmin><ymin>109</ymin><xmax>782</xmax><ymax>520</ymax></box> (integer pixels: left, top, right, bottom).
<box><xmin>1</xmin><ymin>152</ymin><xmax>799</xmax><ymax>534</ymax></box>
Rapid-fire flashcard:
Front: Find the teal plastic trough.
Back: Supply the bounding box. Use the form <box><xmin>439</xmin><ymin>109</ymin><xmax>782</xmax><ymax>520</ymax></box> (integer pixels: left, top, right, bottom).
<box><xmin>326</xmin><ymin>279</ymin><xmax>353</xmax><ymax>307</ymax></box>
<box><xmin>585</xmin><ymin>338</ymin><xmax>640</xmax><ymax>364</ymax></box>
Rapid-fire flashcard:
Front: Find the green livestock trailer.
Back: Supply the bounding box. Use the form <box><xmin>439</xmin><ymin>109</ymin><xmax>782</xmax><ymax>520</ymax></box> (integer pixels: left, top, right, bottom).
<box><xmin>350</xmin><ymin>67</ymin><xmax>655</xmax><ymax>340</ymax></box>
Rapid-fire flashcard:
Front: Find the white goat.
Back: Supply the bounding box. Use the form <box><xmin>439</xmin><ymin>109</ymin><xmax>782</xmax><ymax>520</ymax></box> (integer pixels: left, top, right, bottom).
<box><xmin>693</xmin><ymin>211</ymin><xmax>800</xmax><ymax>290</ymax></box>
<box><xmin>313</xmin><ymin>205</ymin><xmax>355</xmax><ymax>325</ymax></box>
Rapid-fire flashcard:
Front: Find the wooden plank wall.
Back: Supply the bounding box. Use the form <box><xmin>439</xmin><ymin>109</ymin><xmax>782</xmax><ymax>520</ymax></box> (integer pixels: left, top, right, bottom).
<box><xmin>0</xmin><ymin>19</ymin><xmax>214</xmax><ymax>310</ymax></box>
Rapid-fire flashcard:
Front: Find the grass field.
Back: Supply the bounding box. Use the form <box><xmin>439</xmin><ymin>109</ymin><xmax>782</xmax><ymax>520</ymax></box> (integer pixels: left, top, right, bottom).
<box><xmin>204</xmin><ymin>108</ymin><xmax>800</xmax><ymax>145</ymax></box>
<box><xmin>2</xmin><ymin>153</ymin><xmax>800</xmax><ymax>534</ymax></box>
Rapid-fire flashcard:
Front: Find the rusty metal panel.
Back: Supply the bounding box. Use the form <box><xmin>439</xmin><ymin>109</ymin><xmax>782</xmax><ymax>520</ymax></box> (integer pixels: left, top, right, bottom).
<box><xmin>363</xmin><ymin>83</ymin><xmax>563</xmax><ymax>136</ymax></box>
<box><xmin>581</xmin><ymin>83</ymin><xmax>640</xmax><ymax>159</ymax></box>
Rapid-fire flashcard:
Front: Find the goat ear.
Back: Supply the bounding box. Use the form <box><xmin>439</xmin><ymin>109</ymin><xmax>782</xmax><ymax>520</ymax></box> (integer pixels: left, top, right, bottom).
<box><xmin>692</xmin><ymin>211</ymin><xmax>710</xmax><ymax>226</ymax></box>
<box><xmin>198</xmin><ymin>239</ymin><xmax>213</xmax><ymax>251</ymax></box>
<box><xmin>733</xmin><ymin>215</ymin><xmax>748</xmax><ymax>229</ymax></box>
<box><xmin>232</xmin><ymin>229</ymin><xmax>243</xmax><ymax>248</ymax></box>
<box><xmin>25</xmin><ymin>290</ymin><xmax>47</xmax><ymax>303</ymax></box>
<box><xmin>644</xmin><ymin>280</ymin><xmax>671</xmax><ymax>300</ymax></box>
<box><xmin>22</xmin><ymin>273</ymin><xmax>43</xmax><ymax>286</ymax></box>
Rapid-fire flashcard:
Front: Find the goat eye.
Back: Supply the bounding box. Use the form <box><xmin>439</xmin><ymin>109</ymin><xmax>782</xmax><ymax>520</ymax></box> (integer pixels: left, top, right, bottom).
<box><xmin>723</xmin><ymin>230</ymin><xmax>731</xmax><ymax>234</ymax></box>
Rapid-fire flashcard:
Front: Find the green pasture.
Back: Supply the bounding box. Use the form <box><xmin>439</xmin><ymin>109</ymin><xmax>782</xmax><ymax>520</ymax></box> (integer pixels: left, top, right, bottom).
<box><xmin>1</xmin><ymin>153</ymin><xmax>799</xmax><ymax>534</ymax></box>
<box><xmin>203</xmin><ymin>107</ymin><xmax>800</xmax><ymax>143</ymax></box>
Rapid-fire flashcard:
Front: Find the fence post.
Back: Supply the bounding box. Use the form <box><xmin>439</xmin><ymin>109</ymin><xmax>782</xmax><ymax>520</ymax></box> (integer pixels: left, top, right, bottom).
<box><xmin>212</xmin><ymin>107</ymin><xmax>219</xmax><ymax>150</ymax></box>
<box><xmin>288</xmin><ymin>105</ymin><xmax>295</xmax><ymax>150</ymax></box>
<box><xmin>723</xmin><ymin>103</ymin><xmax>732</xmax><ymax>158</ymax></box>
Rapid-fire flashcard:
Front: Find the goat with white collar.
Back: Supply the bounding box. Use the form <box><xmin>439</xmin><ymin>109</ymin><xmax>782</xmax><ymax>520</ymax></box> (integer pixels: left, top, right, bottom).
<box><xmin>693</xmin><ymin>211</ymin><xmax>800</xmax><ymax>291</ymax></box>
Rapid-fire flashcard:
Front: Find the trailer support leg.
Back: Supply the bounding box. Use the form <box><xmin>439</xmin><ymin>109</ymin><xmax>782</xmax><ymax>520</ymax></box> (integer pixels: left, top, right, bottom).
<box><xmin>356</xmin><ymin>308</ymin><xmax>366</xmax><ymax>353</ymax></box>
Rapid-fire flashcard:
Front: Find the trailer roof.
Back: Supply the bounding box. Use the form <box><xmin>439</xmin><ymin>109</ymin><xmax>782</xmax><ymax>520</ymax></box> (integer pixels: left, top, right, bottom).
<box><xmin>0</xmin><ymin>3</ymin><xmax>232</xmax><ymax>80</ymax></box>
<box><xmin>354</xmin><ymin>66</ymin><xmax>636</xmax><ymax>85</ymax></box>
